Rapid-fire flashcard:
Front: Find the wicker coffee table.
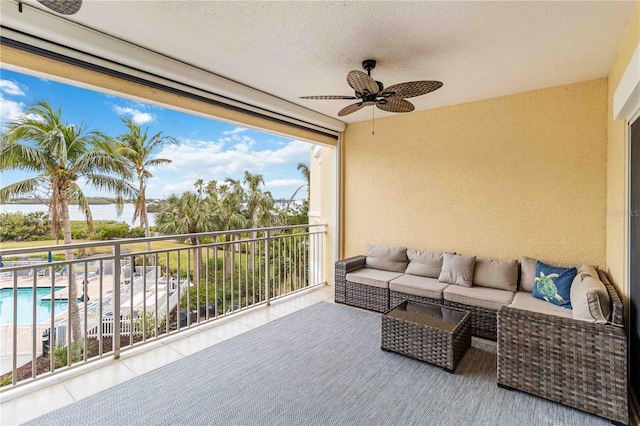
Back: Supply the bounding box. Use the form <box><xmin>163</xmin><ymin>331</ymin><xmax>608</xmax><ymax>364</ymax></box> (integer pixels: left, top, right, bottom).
<box><xmin>381</xmin><ymin>301</ymin><xmax>471</xmax><ymax>373</ymax></box>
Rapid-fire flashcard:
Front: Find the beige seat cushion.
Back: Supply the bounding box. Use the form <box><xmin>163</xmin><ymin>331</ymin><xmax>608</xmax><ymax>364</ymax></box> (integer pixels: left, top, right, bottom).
<box><xmin>443</xmin><ymin>285</ymin><xmax>514</xmax><ymax>311</ymax></box>
<box><xmin>508</xmin><ymin>291</ymin><xmax>573</xmax><ymax>319</ymax></box>
<box><xmin>389</xmin><ymin>274</ymin><xmax>449</xmax><ymax>300</ymax></box>
<box><xmin>365</xmin><ymin>244</ymin><xmax>408</xmax><ymax>273</ymax></box>
<box><xmin>570</xmin><ymin>273</ymin><xmax>610</xmax><ymax>323</ymax></box>
<box><xmin>346</xmin><ymin>268</ymin><xmax>404</xmax><ymax>289</ymax></box>
<box><xmin>473</xmin><ymin>257</ymin><xmax>518</xmax><ymax>291</ymax></box>
<box><xmin>405</xmin><ymin>249</ymin><xmax>445</xmax><ymax>278</ymax></box>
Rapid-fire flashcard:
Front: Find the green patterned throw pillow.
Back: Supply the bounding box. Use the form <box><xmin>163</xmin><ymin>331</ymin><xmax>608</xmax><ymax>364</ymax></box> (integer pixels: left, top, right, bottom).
<box><xmin>532</xmin><ymin>261</ymin><xmax>576</xmax><ymax>309</ymax></box>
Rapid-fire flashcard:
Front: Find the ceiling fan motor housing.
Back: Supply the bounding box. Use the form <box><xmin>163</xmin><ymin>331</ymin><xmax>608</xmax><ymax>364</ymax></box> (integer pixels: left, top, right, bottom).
<box><xmin>362</xmin><ymin>59</ymin><xmax>377</xmax><ymax>73</ymax></box>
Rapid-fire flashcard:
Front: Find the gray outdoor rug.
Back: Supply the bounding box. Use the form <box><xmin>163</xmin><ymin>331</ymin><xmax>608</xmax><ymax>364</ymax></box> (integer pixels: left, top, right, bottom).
<box><xmin>27</xmin><ymin>301</ymin><xmax>610</xmax><ymax>426</ymax></box>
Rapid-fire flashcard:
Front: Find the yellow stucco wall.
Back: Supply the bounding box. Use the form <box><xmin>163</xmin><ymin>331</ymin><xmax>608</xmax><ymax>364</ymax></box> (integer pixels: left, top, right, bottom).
<box><xmin>342</xmin><ymin>78</ymin><xmax>608</xmax><ymax>266</ymax></box>
<box><xmin>607</xmin><ymin>1</ymin><xmax>640</xmax><ymax>301</ymax></box>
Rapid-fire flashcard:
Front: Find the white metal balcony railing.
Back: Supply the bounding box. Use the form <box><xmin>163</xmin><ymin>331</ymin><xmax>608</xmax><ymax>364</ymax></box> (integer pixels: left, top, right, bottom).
<box><xmin>0</xmin><ymin>224</ymin><xmax>327</xmax><ymax>389</ymax></box>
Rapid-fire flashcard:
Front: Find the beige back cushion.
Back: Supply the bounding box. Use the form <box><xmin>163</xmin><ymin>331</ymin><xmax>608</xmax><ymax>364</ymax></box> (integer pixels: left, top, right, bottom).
<box><xmin>519</xmin><ymin>256</ymin><xmax>537</xmax><ymax>292</ymax></box>
<box><xmin>570</xmin><ymin>273</ymin><xmax>611</xmax><ymax>324</ymax></box>
<box><xmin>405</xmin><ymin>249</ymin><xmax>445</xmax><ymax>278</ymax></box>
<box><xmin>473</xmin><ymin>257</ymin><xmax>518</xmax><ymax>291</ymax></box>
<box><xmin>438</xmin><ymin>253</ymin><xmax>476</xmax><ymax>287</ymax></box>
<box><xmin>365</xmin><ymin>244</ymin><xmax>408</xmax><ymax>273</ymax></box>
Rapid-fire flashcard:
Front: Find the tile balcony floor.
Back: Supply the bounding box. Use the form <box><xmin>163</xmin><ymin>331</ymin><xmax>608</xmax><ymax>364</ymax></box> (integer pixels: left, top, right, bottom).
<box><xmin>0</xmin><ymin>285</ymin><xmax>335</xmax><ymax>425</ymax></box>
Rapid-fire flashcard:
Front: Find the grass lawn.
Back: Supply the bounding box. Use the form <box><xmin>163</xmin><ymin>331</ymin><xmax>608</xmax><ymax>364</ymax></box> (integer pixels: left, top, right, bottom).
<box><xmin>0</xmin><ymin>239</ymin><xmax>253</xmax><ymax>274</ymax></box>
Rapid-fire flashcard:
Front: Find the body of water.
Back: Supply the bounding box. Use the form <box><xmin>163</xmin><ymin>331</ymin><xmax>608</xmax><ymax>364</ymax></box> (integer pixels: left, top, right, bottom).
<box><xmin>0</xmin><ymin>204</ymin><xmax>157</xmax><ymax>223</ymax></box>
<box><xmin>0</xmin><ymin>287</ymin><xmax>68</xmax><ymax>325</ymax></box>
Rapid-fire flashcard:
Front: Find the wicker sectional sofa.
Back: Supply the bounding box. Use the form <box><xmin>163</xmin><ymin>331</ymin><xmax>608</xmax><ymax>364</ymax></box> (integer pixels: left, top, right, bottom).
<box><xmin>334</xmin><ymin>245</ymin><xmax>629</xmax><ymax>424</ymax></box>
<box><xmin>335</xmin><ymin>246</ymin><xmax>518</xmax><ymax>340</ymax></box>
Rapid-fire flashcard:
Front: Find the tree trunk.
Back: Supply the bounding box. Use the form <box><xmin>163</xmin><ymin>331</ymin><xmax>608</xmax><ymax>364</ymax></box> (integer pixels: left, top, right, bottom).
<box><xmin>190</xmin><ymin>236</ymin><xmax>202</xmax><ymax>287</ymax></box>
<box><xmin>250</xmin><ymin>211</ymin><xmax>258</xmax><ymax>273</ymax></box>
<box><xmin>140</xmin><ymin>181</ymin><xmax>153</xmax><ymax>266</ymax></box>
<box><xmin>225</xmin><ymin>233</ymin><xmax>233</xmax><ymax>277</ymax></box>
<box><xmin>61</xmin><ymin>196</ymin><xmax>82</xmax><ymax>343</ymax></box>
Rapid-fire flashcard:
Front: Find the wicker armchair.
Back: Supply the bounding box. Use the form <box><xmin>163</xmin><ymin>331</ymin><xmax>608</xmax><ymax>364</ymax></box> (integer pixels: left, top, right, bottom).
<box><xmin>497</xmin><ymin>271</ymin><xmax>628</xmax><ymax>425</ymax></box>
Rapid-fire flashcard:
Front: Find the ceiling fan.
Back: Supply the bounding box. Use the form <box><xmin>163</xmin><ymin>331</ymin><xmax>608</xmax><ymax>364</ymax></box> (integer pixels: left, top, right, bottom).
<box><xmin>300</xmin><ymin>59</ymin><xmax>443</xmax><ymax>117</ymax></box>
<box><xmin>36</xmin><ymin>0</ymin><xmax>82</xmax><ymax>15</ymax></box>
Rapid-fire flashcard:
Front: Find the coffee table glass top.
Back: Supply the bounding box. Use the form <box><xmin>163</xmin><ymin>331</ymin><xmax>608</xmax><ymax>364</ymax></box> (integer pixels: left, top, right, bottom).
<box><xmin>386</xmin><ymin>301</ymin><xmax>467</xmax><ymax>332</ymax></box>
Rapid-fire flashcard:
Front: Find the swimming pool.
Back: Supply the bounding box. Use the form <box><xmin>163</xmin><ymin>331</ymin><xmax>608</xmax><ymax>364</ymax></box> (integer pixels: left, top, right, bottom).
<box><xmin>0</xmin><ymin>287</ymin><xmax>69</xmax><ymax>325</ymax></box>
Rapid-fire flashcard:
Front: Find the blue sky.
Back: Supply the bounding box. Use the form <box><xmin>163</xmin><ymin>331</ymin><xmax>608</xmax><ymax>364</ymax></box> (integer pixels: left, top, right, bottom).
<box><xmin>0</xmin><ymin>68</ymin><xmax>311</xmax><ymax>201</ymax></box>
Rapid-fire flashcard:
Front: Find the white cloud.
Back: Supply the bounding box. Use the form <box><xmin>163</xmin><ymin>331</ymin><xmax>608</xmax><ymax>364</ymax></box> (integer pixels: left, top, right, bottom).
<box><xmin>0</xmin><ymin>80</ymin><xmax>25</xmax><ymax>96</ymax></box>
<box><xmin>156</xmin><ymin>139</ymin><xmax>310</xmax><ymax>177</ymax></box>
<box><xmin>162</xmin><ymin>177</ymin><xmax>202</xmax><ymax>194</ymax></box>
<box><xmin>222</xmin><ymin>127</ymin><xmax>248</xmax><ymax>135</ymax></box>
<box><xmin>112</xmin><ymin>105</ymin><xmax>155</xmax><ymax>124</ymax></box>
<box><xmin>0</xmin><ymin>95</ymin><xmax>25</xmax><ymax>124</ymax></box>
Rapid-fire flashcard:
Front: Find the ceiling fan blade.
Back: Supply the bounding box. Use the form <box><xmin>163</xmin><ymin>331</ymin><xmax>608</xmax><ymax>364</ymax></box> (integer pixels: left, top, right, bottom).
<box><xmin>338</xmin><ymin>103</ymin><xmax>365</xmax><ymax>117</ymax></box>
<box><xmin>347</xmin><ymin>70</ymin><xmax>380</xmax><ymax>96</ymax></box>
<box><xmin>37</xmin><ymin>0</ymin><xmax>82</xmax><ymax>15</ymax></box>
<box><xmin>383</xmin><ymin>81</ymin><xmax>443</xmax><ymax>98</ymax></box>
<box><xmin>376</xmin><ymin>98</ymin><xmax>415</xmax><ymax>113</ymax></box>
<box><xmin>300</xmin><ymin>95</ymin><xmax>358</xmax><ymax>100</ymax></box>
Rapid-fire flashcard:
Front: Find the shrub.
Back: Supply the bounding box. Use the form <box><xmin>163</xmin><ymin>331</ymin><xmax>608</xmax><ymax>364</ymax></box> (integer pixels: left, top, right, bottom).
<box><xmin>133</xmin><ymin>312</ymin><xmax>167</xmax><ymax>339</ymax></box>
<box><xmin>53</xmin><ymin>339</ymin><xmax>96</xmax><ymax>367</ymax></box>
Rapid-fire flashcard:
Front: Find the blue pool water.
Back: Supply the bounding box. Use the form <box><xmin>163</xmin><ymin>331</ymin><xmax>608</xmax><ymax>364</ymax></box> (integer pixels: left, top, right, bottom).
<box><xmin>0</xmin><ymin>287</ymin><xmax>68</xmax><ymax>325</ymax></box>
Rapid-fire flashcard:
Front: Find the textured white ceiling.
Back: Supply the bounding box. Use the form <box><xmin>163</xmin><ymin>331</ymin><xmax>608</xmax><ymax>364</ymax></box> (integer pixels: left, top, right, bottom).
<box><xmin>11</xmin><ymin>1</ymin><xmax>637</xmax><ymax>123</ymax></box>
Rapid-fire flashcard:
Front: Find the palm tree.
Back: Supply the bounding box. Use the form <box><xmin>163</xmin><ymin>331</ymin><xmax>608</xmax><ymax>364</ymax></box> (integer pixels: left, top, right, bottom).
<box><xmin>244</xmin><ymin>171</ymin><xmax>277</xmax><ymax>270</ymax></box>
<box><xmin>244</xmin><ymin>171</ymin><xmax>277</xmax><ymax>230</ymax></box>
<box><xmin>116</xmin><ymin>118</ymin><xmax>177</xmax><ymax>253</ymax></box>
<box><xmin>0</xmin><ymin>101</ymin><xmax>136</xmax><ymax>342</ymax></box>
<box><xmin>286</xmin><ymin>162</ymin><xmax>310</xmax><ymax>212</ymax></box>
<box><xmin>194</xmin><ymin>179</ymin><xmax>205</xmax><ymax>200</ymax></box>
<box><xmin>218</xmin><ymin>179</ymin><xmax>250</xmax><ymax>275</ymax></box>
<box><xmin>155</xmin><ymin>191</ymin><xmax>217</xmax><ymax>285</ymax></box>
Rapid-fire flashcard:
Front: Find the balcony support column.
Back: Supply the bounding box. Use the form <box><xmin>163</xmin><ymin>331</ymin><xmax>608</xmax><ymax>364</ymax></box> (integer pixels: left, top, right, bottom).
<box><xmin>265</xmin><ymin>231</ymin><xmax>270</xmax><ymax>306</ymax></box>
<box><xmin>113</xmin><ymin>244</ymin><xmax>121</xmax><ymax>359</ymax></box>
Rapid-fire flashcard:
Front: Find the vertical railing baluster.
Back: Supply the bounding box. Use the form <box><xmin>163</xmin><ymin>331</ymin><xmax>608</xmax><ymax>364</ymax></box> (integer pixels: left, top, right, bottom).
<box><xmin>66</xmin><ymin>267</ymin><xmax>72</xmax><ymax>368</ymax></box>
<box><xmin>31</xmin><ymin>271</ymin><xmax>36</xmax><ymax>379</ymax></box>
<box><xmin>251</xmin><ymin>240</ymin><xmax>256</xmax><ymax>306</ymax></box>
<box><xmin>99</xmin><ymin>259</ymin><xmax>103</xmax><ymax>356</ymax></box>
<box><xmin>49</xmin><ymin>266</ymin><xmax>55</xmax><ymax>373</ymax></box>
<box><xmin>142</xmin><ymin>255</ymin><xmax>147</xmax><ymax>341</ymax></box>
<box><xmin>83</xmin><ymin>262</ymin><xmax>88</xmax><ymax>360</ymax></box>
<box><xmin>258</xmin><ymin>238</ymin><xmax>262</xmax><ymax>302</ymax></box>
<box><xmin>165</xmin><ymin>251</ymin><xmax>170</xmax><ymax>336</ymax></box>
<box><xmin>129</xmin><ymin>255</ymin><xmax>134</xmax><ymax>346</ymax></box>
<box><xmin>205</xmin><ymin>246</ymin><xmax>210</xmax><ymax>321</ymax></box>
<box><xmin>222</xmin><ymin>244</ymin><xmax>226</xmax><ymax>315</ymax></box>
<box><xmin>186</xmin><ymin>248</ymin><xmax>191</xmax><ymax>327</ymax></box>
<box><xmin>265</xmin><ymin>231</ymin><xmax>270</xmax><ymax>306</ymax></box>
<box><xmin>113</xmin><ymin>243</ymin><xmax>121</xmax><ymax>359</ymax></box>
<box><xmin>214</xmin><ymin>236</ymin><xmax>219</xmax><ymax>318</ymax></box>
<box><xmin>12</xmin><ymin>272</ymin><xmax>18</xmax><ymax>384</ymax></box>
<box><xmin>231</xmin><ymin>241</ymin><xmax>235</xmax><ymax>312</ymax></box>
<box><xmin>176</xmin><ymin>249</ymin><xmax>182</xmax><ymax>331</ymax></box>
<box><xmin>245</xmin><ymin>241</ymin><xmax>249</xmax><ymax>307</ymax></box>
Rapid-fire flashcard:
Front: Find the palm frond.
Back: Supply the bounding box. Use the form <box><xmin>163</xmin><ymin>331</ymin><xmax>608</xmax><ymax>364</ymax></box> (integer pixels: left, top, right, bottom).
<box><xmin>0</xmin><ymin>177</ymin><xmax>45</xmax><ymax>202</ymax></box>
<box><xmin>83</xmin><ymin>174</ymin><xmax>138</xmax><ymax>199</ymax></box>
<box><xmin>68</xmin><ymin>184</ymin><xmax>94</xmax><ymax>228</ymax></box>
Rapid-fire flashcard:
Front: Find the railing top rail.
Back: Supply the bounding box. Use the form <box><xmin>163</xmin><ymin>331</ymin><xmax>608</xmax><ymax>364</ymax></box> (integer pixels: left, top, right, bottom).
<box><xmin>0</xmin><ymin>223</ymin><xmax>328</xmax><ymax>256</ymax></box>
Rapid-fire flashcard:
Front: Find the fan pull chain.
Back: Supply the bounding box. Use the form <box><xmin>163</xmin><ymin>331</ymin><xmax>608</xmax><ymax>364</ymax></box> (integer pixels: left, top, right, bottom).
<box><xmin>372</xmin><ymin>107</ymin><xmax>375</xmax><ymax>135</ymax></box>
